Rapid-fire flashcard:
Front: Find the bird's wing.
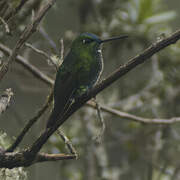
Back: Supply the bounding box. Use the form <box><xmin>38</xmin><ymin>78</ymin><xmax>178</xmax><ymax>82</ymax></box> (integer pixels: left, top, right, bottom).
<box><xmin>46</xmin><ymin>66</ymin><xmax>77</xmax><ymax>128</ymax></box>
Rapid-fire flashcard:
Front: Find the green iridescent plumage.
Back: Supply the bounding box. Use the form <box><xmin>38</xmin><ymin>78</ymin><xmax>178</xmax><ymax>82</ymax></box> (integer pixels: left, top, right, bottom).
<box><xmin>46</xmin><ymin>33</ymin><xmax>127</xmax><ymax>128</ymax></box>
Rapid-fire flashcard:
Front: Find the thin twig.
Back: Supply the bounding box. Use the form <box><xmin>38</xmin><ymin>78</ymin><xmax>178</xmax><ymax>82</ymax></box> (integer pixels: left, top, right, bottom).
<box><xmin>93</xmin><ymin>100</ymin><xmax>105</xmax><ymax>143</ymax></box>
<box><xmin>0</xmin><ymin>88</ymin><xmax>13</xmax><ymax>115</ymax></box>
<box><xmin>59</xmin><ymin>38</ymin><xmax>64</xmax><ymax>63</ymax></box>
<box><xmin>35</xmin><ymin>152</ymin><xmax>76</xmax><ymax>163</ymax></box>
<box><xmin>25</xmin><ymin>42</ymin><xmax>51</xmax><ymax>59</ymax></box>
<box><xmin>0</xmin><ymin>0</ymin><xmax>56</xmax><ymax>81</ymax></box>
<box><xmin>25</xmin><ymin>42</ymin><xmax>57</xmax><ymax>68</ymax></box>
<box><xmin>87</xmin><ymin>101</ymin><xmax>180</xmax><ymax>124</ymax></box>
<box><xmin>56</xmin><ymin>129</ymin><xmax>78</xmax><ymax>157</ymax></box>
<box><xmin>0</xmin><ymin>17</ymin><xmax>10</xmax><ymax>34</ymax></box>
<box><xmin>6</xmin><ymin>92</ymin><xmax>53</xmax><ymax>152</ymax></box>
<box><xmin>0</xmin><ymin>43</ymin><xmax>54</xmax><ymax>86</ymax></box>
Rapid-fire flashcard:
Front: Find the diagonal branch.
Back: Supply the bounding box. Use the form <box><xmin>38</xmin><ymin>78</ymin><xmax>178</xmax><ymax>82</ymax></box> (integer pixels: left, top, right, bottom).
<box><xmin>0</xmin><ymin>43</ymin><xmax>53</xmax><ymax>85</ymax></box>
<box><xmin>6</xmin><ymin>92</ymin><xmax>53</xmax><ymax>152</ymax></box>
<box><xmin>28</xmin><ymin>29</ymin><xmax>180</xmax><ymax>158</ymax></box>
<box><xmin>1</xmin><ymin>41</ymin><xmax>180</xmax><ymax>125</ymax></box>
<box><xmin>62</xmin><ymin>29</ymin><xmax>180</xmax><ymax>125</ymax></box>
<box><xmin>1</xmin><ymin>29</ymin><xmax>180</xmax><ymax>168</ymax></box>
<box><xmin>0</xmin><ymin>0</ymin><xmax>56</xmax><ymax>81</ymax></box>
<box><xmin>4</xmin><ymin>0</ymin><xmax>30</xmax><ymax>22</ymax></box>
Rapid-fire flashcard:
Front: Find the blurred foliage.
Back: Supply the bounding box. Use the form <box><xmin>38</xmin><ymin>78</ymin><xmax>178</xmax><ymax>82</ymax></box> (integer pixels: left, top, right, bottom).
<box><xmin>0</xmin><ymin>0</ymin><xmax>180</xmax><ymax>180</ymax></box>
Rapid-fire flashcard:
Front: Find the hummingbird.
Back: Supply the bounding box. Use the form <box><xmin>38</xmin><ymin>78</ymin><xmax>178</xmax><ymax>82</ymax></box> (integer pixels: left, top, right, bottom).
<box><xmin>46</xmin><ymin>32</ymin><xmax>128</xmax><ymax>128</ymax></box>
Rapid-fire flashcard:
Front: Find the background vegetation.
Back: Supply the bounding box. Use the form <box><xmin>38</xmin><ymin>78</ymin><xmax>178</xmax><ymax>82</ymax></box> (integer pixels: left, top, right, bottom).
<box><xmin>0</xmin><ymin>0</ymin><xmax>180</xmax><ymax>179</ymax></box>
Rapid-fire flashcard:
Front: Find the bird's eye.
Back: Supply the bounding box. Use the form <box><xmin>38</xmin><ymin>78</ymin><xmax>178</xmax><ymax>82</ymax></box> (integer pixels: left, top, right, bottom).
<box><xmin>83</xmin><ymin>39</ymin><xmax>93</xmax><ymax>44</ymax></box>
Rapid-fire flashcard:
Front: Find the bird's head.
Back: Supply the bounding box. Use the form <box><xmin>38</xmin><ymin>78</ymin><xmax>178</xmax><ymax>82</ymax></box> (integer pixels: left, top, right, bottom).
<box><xmin>70</xmin><ymin>32</ymin><xmax>128</xmax><ymax>56</ymax></box>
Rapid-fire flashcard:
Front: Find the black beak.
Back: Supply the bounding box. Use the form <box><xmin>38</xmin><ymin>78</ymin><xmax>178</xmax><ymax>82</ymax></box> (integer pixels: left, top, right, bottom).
<box><xmin>100</xmin><ymin>35</ymin><xmax>128</xmax><ymax>44</ymax></box>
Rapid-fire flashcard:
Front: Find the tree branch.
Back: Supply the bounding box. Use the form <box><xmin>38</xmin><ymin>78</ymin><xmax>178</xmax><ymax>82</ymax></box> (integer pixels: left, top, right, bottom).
<box><xmin>6</xmin><ymin>92</ymin><xmax>53</xmax><ymax>152</ymax></box>
<box><xmin>87</xmin><ymin>101</ymin><xmax>180</xmax><ymax>124</ymax></box>
<box><xmin>0</xmin><ymin>88</ymin><xmax>13</xmax><ymax>115</ymax></box>
<box><xmin>0</xmin><ymin>16</ymin><xmax>10</xmax><ymax>34</ymax></box>
<box><xmin>4</xmin><ymin>0</ymin><xmax>30</xmax><ymax>22</ymax></box>
<box><xmin>0</xmin><ymin>150</ymin><xmax>75</xmax><ymax>168</ymax></box>
<box><xmin>1</xmin><ymin>29</ymin><xmax>180</xmax><ymax>168</ymax></box>
<box><xmin>28</xmin><ymin>29</ymin><xmax>180</xmax><ymax>158</ymax></box>
<box><xmin>56</xmin><ymin>129</ymin><xmax>78</xmax><ymax>157</ymax></box>
<box><xmin>0</xmin><ymin>0</ymin><xmax>56</xmax><ymax>81</ymax></box>
<box><xmin>0</xmin><ymin>43</ymin><xmax>53</xmax><ymax>86</ymax></box>
<box><xmin>61</xmin><ymin>29</ymin><xmax>180</xmax><ymax>125</ymax></box>
<box><xmin>25</xmin><ymin>42</ymin><xmax>57</xmax><ymax>69</ymax></box>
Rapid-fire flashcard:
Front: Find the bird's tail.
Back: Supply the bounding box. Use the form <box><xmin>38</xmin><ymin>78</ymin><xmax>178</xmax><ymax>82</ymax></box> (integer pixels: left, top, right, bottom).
<box><xmin>46</xmin><ymin>99</ymin><xmax>73</xmax><ymax>129</ymax></box>
<box><xmin>46</xmin><ymin>107</ymin><xmax>61</xmax><ymax>128</ymax></box>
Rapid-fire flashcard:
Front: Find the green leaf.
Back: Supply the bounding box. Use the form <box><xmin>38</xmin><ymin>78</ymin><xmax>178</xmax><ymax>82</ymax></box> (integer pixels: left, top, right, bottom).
<box><xmin>138</xmin><ymin>0</ymin><xmax>153</xmax><ymax>23</ymax></box>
